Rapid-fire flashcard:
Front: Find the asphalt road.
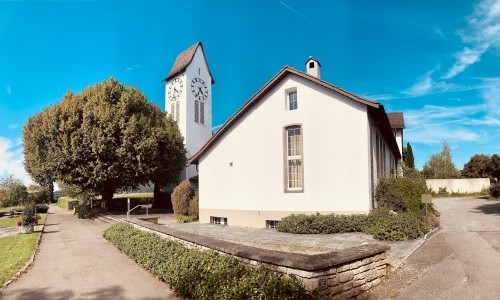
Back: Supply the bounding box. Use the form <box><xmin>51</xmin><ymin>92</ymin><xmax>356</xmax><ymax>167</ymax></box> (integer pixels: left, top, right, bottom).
<box><xmin>1</xmin><ymin>205</ymin><xmax>177</xmax><ymax>300</ymax></box>
<box><xmin>365</xmin><ymin>197</ymin><xmax>500</xmax><ymax>300</ymax></box>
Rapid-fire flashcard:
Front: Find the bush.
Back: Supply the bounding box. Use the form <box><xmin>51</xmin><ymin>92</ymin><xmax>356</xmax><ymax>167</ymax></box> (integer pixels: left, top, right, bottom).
<box><xmin>490</xmin><ymin>182</ymin><xmax>500</xmax><ymax>198</ymax></box>
<box><xmin>188</xmin><ymin>192</ymin><xmax>199</xmax><ymax>219</ymax></box>
<box><xmin>172</xmin><ymin>181</ymin><xmax>194</xmax><ymax>216</ymax></box>
<box><xmin>176</xmin><ymin>215</ymin><xmax>198</xmax><ymax>223</ymax></box>
<box><xmin>402</xmin><ymin>165</ymin><xmax>427</xmax><ymax>193</ymax></box>
<box><xmin>57</xmin><ymin>196</ymin><xmax>78</xmax><ymax>210</ymax></box>
<box><xmin>103</xmin><ymin>223</ymin><xmax>312</xmax><ymax>299</ymax></box>
<box><xmin>277</xmin><ymin>210</ymin><xmax>437</xmax><ymax>241</ymax></box>
<box><xmin>277</xmin><ymin>213</ymin><xmax>374</xmax><ymax>234</ymax></box>
<box><xmin>35</xmin><ymin>204</ymin><xmax>49</xmax><ymax>213</ymax></box>
<box><xmin>375</xmin><ymin>178</ymin><xmax>422</xmax><ymax>213</ymax></box>
<box><xmin>364</xmin><ymin>212</ymin><xmax>430</xmax><ymax>241</ymax></box>
<box><xmin>74</xmin><ymin>202</ymin><xmax>91</xmax><ymax>219</ymax></box>
<box><xmin>21</xmin><ymin>202</ymin><xmax>36</xmax><ymax>226</ymax></box>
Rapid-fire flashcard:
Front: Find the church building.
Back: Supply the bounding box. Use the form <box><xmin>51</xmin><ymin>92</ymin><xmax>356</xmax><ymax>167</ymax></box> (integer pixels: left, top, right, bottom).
<box><xmin>165</xmin><ymin>42</ymin><xmax>404</xmax><ymax>228</ymax></box>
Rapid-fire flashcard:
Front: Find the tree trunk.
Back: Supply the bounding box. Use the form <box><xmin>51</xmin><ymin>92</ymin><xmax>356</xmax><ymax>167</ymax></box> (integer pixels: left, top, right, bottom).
<box><xmin>152</xmin><ymin>182</ymin><xmax>171</xmax><ymax>210</ymax></box>
<box><xmin>49</xmin><ymin>182</ymin><xmax>54</xmax><ymax>203</ymax></box>
<box><xmin>101</xmin><ymin>185</ymin><xmax>115</xmax><ymax>211</ymax></box>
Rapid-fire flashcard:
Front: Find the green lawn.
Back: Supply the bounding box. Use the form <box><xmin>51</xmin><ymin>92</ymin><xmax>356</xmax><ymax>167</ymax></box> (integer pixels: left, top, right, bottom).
<box><xmin>0</xmin><ymin>206</ymin><xmax>23</xmax><ymax>213</ymax></box>
<box><xmin>0</xmin><ymin>233</ymin><xmax>39</xmax><ymax>286</ymax></box>
<box><xmin>0</xmin><ymin>213</ymin><xmax>47</xmax><ymax>228</ymax></box>
<box><xmin>112</xmin><ymin>192</ymin><xmax>153</xmax><ymax>199</ymax></box>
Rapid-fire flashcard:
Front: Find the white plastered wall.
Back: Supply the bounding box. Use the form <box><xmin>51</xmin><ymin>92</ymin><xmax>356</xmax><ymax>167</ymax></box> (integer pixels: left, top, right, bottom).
<box><xmin>198</xmin><ymin>74</ymin><xmax>372</xmax><ymax>227</ymax></box>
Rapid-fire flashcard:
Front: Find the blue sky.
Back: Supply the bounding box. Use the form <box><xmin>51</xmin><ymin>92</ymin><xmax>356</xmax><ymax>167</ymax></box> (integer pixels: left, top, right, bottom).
<box><xmin>0</xmin><ymin>0</ymin><xmax>499</xmax><ymax>184</ymax></box>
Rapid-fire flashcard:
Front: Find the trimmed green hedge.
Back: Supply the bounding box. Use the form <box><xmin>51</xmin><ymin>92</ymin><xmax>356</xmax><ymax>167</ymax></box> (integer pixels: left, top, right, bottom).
<box><xmin>277</xmin><ymin>211</ymin><xmax>433</xmax><ymax>241</ymax></box>
<box><xmin>103</xmin><ymin>223</ymin><xmax>313</xmax><ymax>299</ymax></box>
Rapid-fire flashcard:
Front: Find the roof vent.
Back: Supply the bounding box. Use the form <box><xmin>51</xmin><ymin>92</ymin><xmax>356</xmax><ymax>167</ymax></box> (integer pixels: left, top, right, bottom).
<box><xmin>305</xmin><ymin>56</ymin><xmax>321</xmax><ymax>79</ymax></box>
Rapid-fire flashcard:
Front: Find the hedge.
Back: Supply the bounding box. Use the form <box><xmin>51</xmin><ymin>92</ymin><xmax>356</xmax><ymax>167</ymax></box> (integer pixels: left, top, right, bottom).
<box><xmin>103</xmin><ymin>223</ymin><xmax>313</xmax><ymax>300</ymax></box>
<box><xmin>277</xmin><ymin>211</ymin><xmax>434</xmax><ymax>241</ymax></box>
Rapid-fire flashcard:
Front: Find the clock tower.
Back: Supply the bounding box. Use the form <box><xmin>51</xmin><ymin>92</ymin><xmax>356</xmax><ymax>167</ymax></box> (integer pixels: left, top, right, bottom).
<box><xmin>164</xmin><ymin>42</ymin><xmax>215</xmax><ymax>181</ymax></box>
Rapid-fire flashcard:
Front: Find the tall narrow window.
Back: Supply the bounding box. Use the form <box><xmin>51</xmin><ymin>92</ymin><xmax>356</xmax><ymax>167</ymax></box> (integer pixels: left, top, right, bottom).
<box><xmin>200</xmin><ymin>102</ymin><xmax>205</xmax><ymax>124</ymax></box>
<box><xmin>194</xmin><ymin>100</ymin><xmax>205</xmax><ymax>124</ymax></box>
<box><xmin>288</xmin><ymin>91</ymin><xmax>298</xmax><ymax>110</ymax></box>
<box><xmin>175</xmin><ymin>101</ymin><xmax>180</xmax><ymax>122</ymax></box>
<box><xmin>194</xmin><ymin>100</ymin><xmax>199</xmax><ymax>123</ymax></box>
<box><xmin>285</xmin><ymin>126</ymin><xmax>303</xmax><ymax>191</ymax></box>
<box><xmin>171</xmin><ymin>100</ymin><xmax>180</xmax><ymax>122</ymax></box>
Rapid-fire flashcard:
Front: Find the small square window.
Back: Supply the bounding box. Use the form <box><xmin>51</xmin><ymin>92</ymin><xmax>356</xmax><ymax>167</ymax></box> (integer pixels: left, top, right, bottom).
<box><xmin>210</xmin><ymin>216</ymin><xmax>228</xmax><ymax>225</ymax></box>
<box><xmin>309</xmin><ymin>62</ymin><xmax>314</xmax><ymax>68</ymax></box>
<box><xmin>288</xmin><ymin>91</ymin><xmax>297</xmax><ymax>111</ymax></box>
<box><xmin>266</xmin><ymin>220</ymin><xmax>279</xmax><ymax>229</ymax></box>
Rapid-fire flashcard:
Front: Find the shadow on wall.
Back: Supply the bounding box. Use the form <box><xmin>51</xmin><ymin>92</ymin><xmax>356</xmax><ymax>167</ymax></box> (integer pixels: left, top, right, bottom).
<box><xmin>3</xmin><ymin>286</ymin><xmax>165</xmax><ymax>300</ymax></box>
<box><xmin>472</xmin><ymin>201</ymin><xmax>500</xmax><ymax>216</ymax></box>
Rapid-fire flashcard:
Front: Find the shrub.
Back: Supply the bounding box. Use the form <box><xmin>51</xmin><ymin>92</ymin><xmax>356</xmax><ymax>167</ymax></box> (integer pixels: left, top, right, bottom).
<box><xmin>402</xmin><ymin>165</ymin><xmax>428</xmax><ymax>193</ymax></box>
<box><xmin>176</xmin><ymin>215</ymin><xmax>198</xmax><ymax>223</ymax></box>
<box><xmin>277</xmin><ymin>213</ymin><xmax>373</xmax><ymax>234</ymax></box>
<box><xmin>277</xmin><ymin>210</ymin><xmax>437</xmax><ymax>241</ymax></box>
<box><xmin>171</xmin><ymin>180</ymin><xmax>194</xmax><ymax>216</ymax></box>
<box><xmin>21</xmin><ymin>202</ymin><xmax>36</xmax><ymax>226</ymax></box>
<box><xmin>35</xmin><ymin>204</ymin><xmax>49</xmax><ymax>213</ymax></box>
<box><xmin>188</xmin><ymin>192</ymin><xmax>199</xmax><ymax>219</ymax></box>
<box><xmin>103</xmin><ymin>223</ymin><xmax>312</xmax><ymax>299</ymax></box>
<box><xmin>74</xmin><ymin>202</ymin><xmax>91</xmax><ymax>219</ymax></box>
<box><xmin>490</xmin><ymin>182</ymin><xmax>500</xmax><ymax>198</ymax></box>
<box><xmin>375</xmin><ymin>178</ymin><xmax>422</xmax><ymax>213</ymax></box>
<box><xmin>364</xmin><ymin>212</ymin><xmax>429</xmax><ymax>241</ymax></box>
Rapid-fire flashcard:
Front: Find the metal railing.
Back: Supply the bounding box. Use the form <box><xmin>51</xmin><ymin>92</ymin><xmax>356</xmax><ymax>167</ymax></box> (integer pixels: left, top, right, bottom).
<box><xmin>126</xmin><ymin>198</ymin><xmax>150</xmax><ymax>218</ymax></box>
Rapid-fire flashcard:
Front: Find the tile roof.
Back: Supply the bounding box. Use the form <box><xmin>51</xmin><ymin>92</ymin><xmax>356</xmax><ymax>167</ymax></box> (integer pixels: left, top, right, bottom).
<box><xmin>387</xmin><ymin>112</ymin><xmax>405</xmax><ymax>129</ymax></box>
<box><xmin>188</xmin><ymin>66</ymin><xmax>401</xmax><ymax>164</ymax></box>
<box><xmin>164</xmin><ymin>42</ymin><xmax>215</xmax><ymax>84</ymax></box>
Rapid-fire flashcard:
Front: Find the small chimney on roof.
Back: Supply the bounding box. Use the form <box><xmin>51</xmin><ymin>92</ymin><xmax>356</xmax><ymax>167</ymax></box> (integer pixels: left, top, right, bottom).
<box><xmin>305</xmin><ymin>56</ymin><xmax>321</xmax><ymax>79</ymax></box>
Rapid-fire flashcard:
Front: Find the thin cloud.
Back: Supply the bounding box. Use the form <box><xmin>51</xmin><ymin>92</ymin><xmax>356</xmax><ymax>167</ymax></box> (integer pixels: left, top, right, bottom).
<box><xmin>6</xmin><ymin>85</ymin><xmax>11</xmax><ymax>96</ymax></box>
<box><xmin>278</xmin><ymin>1</ymin><xmax>313</xmax><ymax>24</ymax></box>
<box><xmin>0</xmin><ymin>136</ymin><xmax>31</xmax><ymax>185</ymax></box>
<box><xmin>125</xmin><ymin>64</ymin><xmax>141</xmax><ymax>72</ymax></box>
<box><xmin>403</xmin><ymin>104</ymin><xmax>499</xmax><ymax>145</ymax></box>
<box><xmin>7</xmin><ymin>123</ymin><xmax>19</xmax><ymax>129</ymax></box>
<box><xmin>403</xmin><ymin>69</ymin><xmax>455</xmax><ymax>97</ymax></box>
<box><xmin>443</xmin><ymin>0</ymin><xmax>500</xmax><ymax>79</ymax></box>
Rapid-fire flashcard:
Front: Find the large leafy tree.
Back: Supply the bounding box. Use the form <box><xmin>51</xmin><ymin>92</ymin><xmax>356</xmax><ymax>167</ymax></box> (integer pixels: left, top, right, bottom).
<box><xmin>490</xmin><ymin>154</ymin><xmax>500</xmax><ymax>180</ymax></box>
<box><xmin>422</xmin><ymin>141</ymin><xmax>461</xmax><ymax>179</ymax></box>
<box><xmin>23</xmin><ymin>104</ymin><xmax>60</xmax><ymax>202</ymax></box>
<box><xmin>461</xmin><ymin>154</ymin><xmax>491</xmax><ymax>178</ymax></box>
<box><xmin>0</xmin><ymin>175</ymin><xmax>28</xmax><ymax>207</ymax></box>
<box><xmin>24</xmin><ymin>78</ymin><xmax>186</xmax><ymax>207</ymax></box>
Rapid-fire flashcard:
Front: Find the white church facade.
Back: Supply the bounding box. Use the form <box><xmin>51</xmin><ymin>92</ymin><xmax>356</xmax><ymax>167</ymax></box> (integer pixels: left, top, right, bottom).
<box><xmin>165</xmin><ymin>42</ymin><xmax>404</xmax><ymax>228</ymax></box>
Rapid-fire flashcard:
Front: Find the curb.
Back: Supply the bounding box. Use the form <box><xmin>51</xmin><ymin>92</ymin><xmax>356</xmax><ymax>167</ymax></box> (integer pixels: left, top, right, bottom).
<box><xmin>0</xmin><ymin>224</ymin><xmax>45</xmax><ymax>292</ymax></box>
<box><xmin>390</xmin><ymin>225</ymin><xmax>441</xmax><ymax>271</ymax></box>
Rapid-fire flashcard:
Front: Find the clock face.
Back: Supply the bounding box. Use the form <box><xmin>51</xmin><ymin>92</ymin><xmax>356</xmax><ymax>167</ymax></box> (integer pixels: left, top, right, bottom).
<box><xmin>168</xmin><ymin>77</ymin><xmax>183</xmax><ymax>101</ymax></box>
<box><xmin>191</xmin><ymin>77</ymin><xmax>208</xmax><ymax>101</ymax></box>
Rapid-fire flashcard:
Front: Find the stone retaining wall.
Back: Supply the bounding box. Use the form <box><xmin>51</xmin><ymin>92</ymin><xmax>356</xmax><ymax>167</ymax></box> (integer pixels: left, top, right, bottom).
<box><xmin>125</xmin><ymin>219</ymin><xmax>389</xmax><ymax>299</ymax></box>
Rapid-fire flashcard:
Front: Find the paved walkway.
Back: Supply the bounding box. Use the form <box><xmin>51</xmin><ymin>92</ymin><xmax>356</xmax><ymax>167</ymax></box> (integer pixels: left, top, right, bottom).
<box><xmin>365</xmin><ymin>197</ymin><xmax>500</xmax><ymax>300</ymax></box>
<box><xmin>1</xmin><ymin>205</ymin><xmax>177</xmax><ymax>300</ymax></box>
<box><xmin>0</xmin><ymin>226</ymin><xmax>21</xmax><ymax>238</ymax></box>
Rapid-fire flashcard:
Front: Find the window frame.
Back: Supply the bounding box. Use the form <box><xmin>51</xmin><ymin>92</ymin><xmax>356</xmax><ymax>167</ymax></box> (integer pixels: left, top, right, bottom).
<box><xmin>285</xmin><ymin>88</ymin><xmax>298</xmax><ymax>111</ymax></box>
<box><xmin>283</xmin><ymin>124</ymin><xmax>304</xmax><ymax>193</ymax></box>
<box><xmin>210</xmin><ymin>216</ymin><xmax>227</xmax><ymax>225</ymax></box>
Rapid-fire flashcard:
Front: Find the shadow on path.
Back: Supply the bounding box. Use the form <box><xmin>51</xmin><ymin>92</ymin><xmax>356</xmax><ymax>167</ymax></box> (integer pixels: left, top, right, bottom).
<box><xmin>472</xmin><ymin>201</ymin><xmax>500</xmax><ymax>215</ymax></box>
<box><xmin>4</xmin><ymin>285</ymin><xmax>163</xmax><ymax>300</ymax></box>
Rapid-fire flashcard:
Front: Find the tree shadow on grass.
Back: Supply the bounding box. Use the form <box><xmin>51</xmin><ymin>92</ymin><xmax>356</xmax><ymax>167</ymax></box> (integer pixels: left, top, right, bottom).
<box><xmin>3</xmin><ymin>285</ymin><xmax>167</xmax><ymax>300</ymax></box>
<box><xmin>472</xmin><ymin>201</ymin><xmax>500</xmax><ymax>215</ymax></box>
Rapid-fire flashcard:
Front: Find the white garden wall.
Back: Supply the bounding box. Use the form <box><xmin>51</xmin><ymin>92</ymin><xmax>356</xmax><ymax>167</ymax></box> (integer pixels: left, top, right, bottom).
<box><xmin>426</xmin><ymin>178</ymin><xmax>490</xmax><ymax>194</ymax></box>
